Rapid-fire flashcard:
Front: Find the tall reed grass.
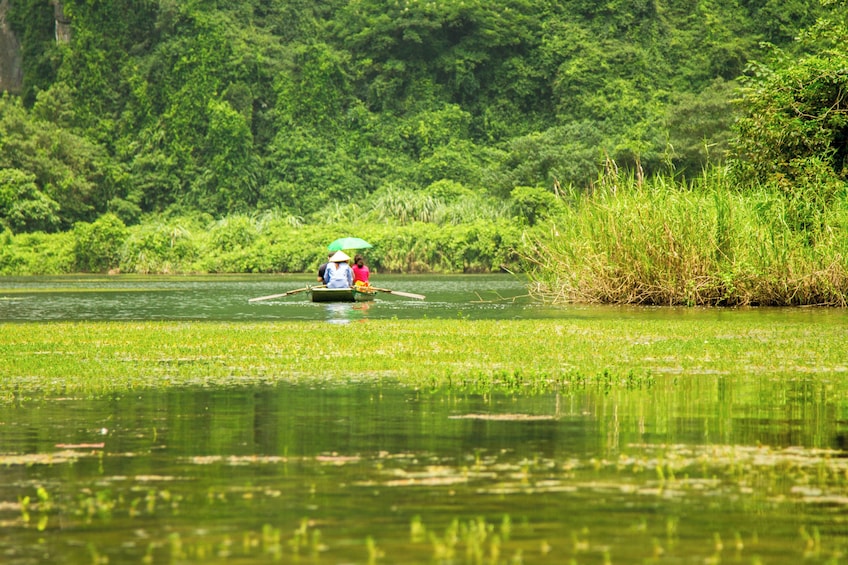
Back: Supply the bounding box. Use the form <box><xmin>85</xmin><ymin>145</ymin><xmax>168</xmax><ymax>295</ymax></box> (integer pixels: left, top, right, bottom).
<box><xmin>525</xmin><ymin>169</ymin><xmax>848</xmax><ymax>306</ymax></box>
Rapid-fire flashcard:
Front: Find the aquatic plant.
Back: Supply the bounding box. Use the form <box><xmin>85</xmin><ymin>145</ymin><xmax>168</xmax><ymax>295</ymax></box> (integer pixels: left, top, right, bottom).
<box><xmin>1</xmin><ymin>314</ymin><xmax>846</xmax><ymax>397</ymax></box>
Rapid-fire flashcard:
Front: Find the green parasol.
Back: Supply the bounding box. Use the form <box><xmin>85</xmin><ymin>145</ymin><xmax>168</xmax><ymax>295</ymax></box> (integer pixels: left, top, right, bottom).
<box><xmin>328</xmin><ymin>237</ymin><xmax>373</xmax><ymax>251</ymax></box>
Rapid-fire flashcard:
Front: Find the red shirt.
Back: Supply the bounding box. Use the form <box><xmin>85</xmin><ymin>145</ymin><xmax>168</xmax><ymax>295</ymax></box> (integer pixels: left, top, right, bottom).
<box><xmin>352</xmin><ymin>264</ymin><xmax>370</xmax><ymax>283</ymax></box>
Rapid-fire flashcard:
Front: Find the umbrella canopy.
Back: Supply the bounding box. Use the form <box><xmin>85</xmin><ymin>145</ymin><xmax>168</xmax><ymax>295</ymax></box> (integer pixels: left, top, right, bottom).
<box><xmin>328</xmin><ymin>237</ymin><xmax>373</xmax><ymax>251</ymax></box>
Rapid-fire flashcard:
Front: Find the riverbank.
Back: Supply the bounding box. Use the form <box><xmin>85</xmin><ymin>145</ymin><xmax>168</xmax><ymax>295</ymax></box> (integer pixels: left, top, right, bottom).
<box><xmin>3</xmin><ymin>171</ymin><xmax>847</xmax><ymax>307</ymax></box>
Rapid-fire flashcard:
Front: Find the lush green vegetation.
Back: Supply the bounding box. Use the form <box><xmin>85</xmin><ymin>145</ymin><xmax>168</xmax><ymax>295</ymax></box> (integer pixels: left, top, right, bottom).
<box><xmin>1</xmin><ymin>1</ymin><xmax>847</xmax><ymax>305</ymax></box>
<box><xmin>2</xmin><ymin>315</ymin><xmax>846</xmax><ymax>396</ymax></box>
<box><xmin>525</xmin><ymin>169</ymin><xmax>848</xmax><ymax>306</ymax></box>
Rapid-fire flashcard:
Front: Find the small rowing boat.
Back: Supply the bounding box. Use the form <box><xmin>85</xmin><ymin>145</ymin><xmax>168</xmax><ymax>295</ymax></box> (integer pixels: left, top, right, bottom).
<box><xmin>310</xmin><ymin>286</ymin><xmax>377</xmax><ymax>303</ymax></box>
<box><xmin>248</xmin><ymin>284</ymin><xmax>423</xmax><ymax>303</ymax></box>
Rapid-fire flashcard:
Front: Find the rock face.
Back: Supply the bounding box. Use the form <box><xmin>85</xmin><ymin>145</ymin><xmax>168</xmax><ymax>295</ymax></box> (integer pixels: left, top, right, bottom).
<box><xmin>52</xmin><ymin>0</ymin><xmax>70</xmax><ymax>43</ymax></box>
<box><xmin>0</xmin><ymin>0</ymin><xmax>23</xmax><ymax>94</ymax></box>
<box><xmin>0</xmin><ymin>0</ymin><xmax>70</xmax><ymax>94</ymax></box>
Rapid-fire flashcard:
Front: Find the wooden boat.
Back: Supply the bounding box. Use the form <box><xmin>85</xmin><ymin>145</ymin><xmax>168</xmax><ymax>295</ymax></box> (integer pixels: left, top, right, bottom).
<box><xmin>310</xmin><ymin>286</ymin><xmax>377</xmax><ymax>303</ymax></box>
<box><xmin>248</xmin><ymin>284</ymin><xmax>422</xmax><ymax>304</ymax></box>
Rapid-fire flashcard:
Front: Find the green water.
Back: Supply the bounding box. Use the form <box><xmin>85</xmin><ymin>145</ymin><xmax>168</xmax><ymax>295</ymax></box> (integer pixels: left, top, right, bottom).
<box><xmin>0</xmin><ymin>274</ymin><xmax>535</xmax><ymax>321</ymax></box>
<box><xmin>1</xmin><ymin>275</ymin><xmax>847</xmax><ymax>564</ymax></box>
<box><xmin>2</xmin><ymin>382</ymin><xmax>847</xmax><ymax>564</ymax></box>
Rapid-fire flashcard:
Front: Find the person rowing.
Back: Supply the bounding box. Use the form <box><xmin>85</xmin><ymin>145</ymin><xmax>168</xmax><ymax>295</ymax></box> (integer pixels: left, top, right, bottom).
<box><xmin>317</xmin><ymin>252</ymin><xmax>333</xmax><ymax>283</ymax></box>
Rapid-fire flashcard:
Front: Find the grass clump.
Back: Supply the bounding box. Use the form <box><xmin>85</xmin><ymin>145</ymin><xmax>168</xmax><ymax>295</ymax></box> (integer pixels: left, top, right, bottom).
<box><xmin>525</xmin><ymin>169</ymin><xmax>848</xmax><ymax>306</ymax></box>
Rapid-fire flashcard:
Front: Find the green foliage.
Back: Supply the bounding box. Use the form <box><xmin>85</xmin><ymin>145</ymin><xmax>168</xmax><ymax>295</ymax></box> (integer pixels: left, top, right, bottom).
<box><xmin>266</xmin><ymin>128</ymin><xmax>368</xmax><ymax>215</ymax></box>
<box><xmin>119</xmin><ymin>220</ymin><xmax>199</xmax><ymax>274</ymax></box>
<box><xmin>188</xmin><ymin>97</ymin><xmax>259</xmax><ymax>213</ymax></box>
<box><xmin>665</xmin><ymin>78</ymin><xmax>737</xmax><ymax>174</ymax></box>
<box><xmin>208</xmin><ymin>216</ymin><xmax>260</xmax><ymax>253</ymax></box>
<box><xmin>359</xmin><ymin>220</ymin><xmax>520</xmax><ymax>273</ymax></box>
<box><xmin>0</xmin><ymin>229</ymin><xmax>74</xmax><ymax>275</ymax></box>
<box><xmin>0</xmin><ymin>168</ymin><xmax>60</xmax><ymax>232</ymax></box>
<box><xmin>0</xmin><ymin>95</ymin><xmax>116</xmax><ymax>229</ymax></box>
<box><xmin>332</xmin><ymin>0</ymin><xmax>543</xmax><ymax>116</ymax></box>
<box><xmin>2</xmin><ymin>0</ymin><xmax>844</xmax><ymax>294</ymax></box>
<box><xmin>5</xmin><ymin>0</ymin><xmax>61</xmax><ymax>107</ymax></box>
<box><xmin>273</xmin><ymin>42</ymin><xmax>352</xmax><ymax>131</ymax></box>
<box><xmin>489</xmin><ymin>123</ymin><xmax>609</xmax><ymax>196</ymax></box>
<box><xmin>753</xmin><ymin>0</ymin><xmax>822</xmax><ymax>44</ymax></box>
<box><xmin>509</xmin><ymin>186</ymin><xmax>560</xmax><ymax>226</ymax></box>
<box><xmin>72</xmin><ymin>214</ymin><xmax>128</xmax><ymax>273</ymax></box>
<box><xmin>3</xmin><ymin>0</ymin><xmax>834</xmax><ymax>221</ymax></box>
<box><xmin>731</xmin><ymin>8</ymin><xmax>848</xmax><ymax>229</ymax></box>
<box><xmin>733</xmin><ymin>48</ymin><xmax>848</xmax><ymax>186</ymax></box>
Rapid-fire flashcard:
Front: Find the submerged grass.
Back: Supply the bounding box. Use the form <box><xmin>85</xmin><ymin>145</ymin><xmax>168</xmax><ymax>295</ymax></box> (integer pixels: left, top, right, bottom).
<box><xmin>1</xmin><ymin>315</ymin><xmax>846</xmax><ymax>397</ymax></box>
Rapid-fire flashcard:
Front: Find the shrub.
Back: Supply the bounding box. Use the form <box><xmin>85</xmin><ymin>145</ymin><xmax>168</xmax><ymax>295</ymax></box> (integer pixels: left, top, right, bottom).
<box><xmin>72</xmin><ymin>214</ymin><xmax>128</xmax><ymax>272</ymax></box>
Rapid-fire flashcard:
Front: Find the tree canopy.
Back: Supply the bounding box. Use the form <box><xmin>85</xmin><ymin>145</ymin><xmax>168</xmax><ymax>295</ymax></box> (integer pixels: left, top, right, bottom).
<box><xmin>0</xmin><ymin>0</ymin><xmax>842</xmax><ymax>232</ymax></box>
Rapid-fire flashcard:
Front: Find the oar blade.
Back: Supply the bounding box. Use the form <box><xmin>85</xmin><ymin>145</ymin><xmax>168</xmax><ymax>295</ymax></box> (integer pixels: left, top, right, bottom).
<box><xmin>369</xmin><ymin>287</ymin><xmax>425</xmax><ymax>300</ymax></box>
<box><xmin>388</xmin><ymin>290</ymin><xmax>426</xmax><ymax>300</ymax></box>
<box><xmin>248</xmin><ymin>286</ymin><xmax>312</xmax><ymax>302</ymax></box>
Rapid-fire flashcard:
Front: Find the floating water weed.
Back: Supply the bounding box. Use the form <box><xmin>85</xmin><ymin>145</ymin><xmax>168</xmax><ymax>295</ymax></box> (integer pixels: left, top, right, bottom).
<box><xmin>3</xmin><ymin>316</ymin><xmax>848</xmax><ymax>564</ymax></box>
<box><xmin>2</xmin><ymin>315</ymin><xmax>846</xmax><ymax>396</ymax></box>
<box><xmin>261</xmin><ymin>523</ymin><xmax>282</xmax><ymax>559</ymax></box>
<box><xmin>169</xmin><ymin>532</ymin><xmax>186</xmax><ymax>560</ymax></box>
<box><xmin>713</xmin><ymin>532</ymin><xmax>724</xmax><ymax>552</ymax></box>
<box><xmin>365</xmin><ymin>535</ymin><xmax>384</xmax><ymax>564</ymax></box>
<box><xmin>572</xmin><ymin>527</ymin><xmax>590</xmax><ymax>553</ymax></box>
<box><xmin>734</xmin><ymin>531</ymin><xmax>744</xmax><ymax>553</ymax></box>
<box><xmin>18</xmin><ymin>494</ymin><xmax>30</xmax><ymax>524</ymax></box>
<box><xmin>652</xmin><ymin>537</ymin><xmax>664</xmax><ymax>558</ymax></box>
<box><xmin>800</xmin><ymin>525</ymin><xmax>822</xmax><ymax>558</ymax></box>
<box><xmin>88</xmin><ymin>542</ymin><xmax>108</xmax><ymax>565</ymax></box>
<box><xmin>666</xmin><ymin>516</ymin><xmax>678</xmax><ymax>543</ymax></box>
<box><xmin>410</xmin><ymin>515</ymin><xmax>426</xmax><ymax>543</ymax></box>
<box><xmin>501</xmin><ymin>514</ymin><xmax>512</xmax><ymax>542</ymax></box>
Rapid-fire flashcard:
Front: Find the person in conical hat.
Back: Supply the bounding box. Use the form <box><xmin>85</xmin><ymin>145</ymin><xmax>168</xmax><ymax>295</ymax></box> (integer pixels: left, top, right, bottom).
<box><xmin>323</xmin><ymin>251</ymin><xmax>353</xmax><ymax>288</ymax></box>
<box><xmin>317</xmin><ymin>252</ymin><xmax>334</xmax><ymax>282</ymax></box>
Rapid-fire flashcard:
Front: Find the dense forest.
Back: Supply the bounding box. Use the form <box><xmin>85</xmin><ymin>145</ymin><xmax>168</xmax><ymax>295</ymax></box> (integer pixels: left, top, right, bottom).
<box><xmin>1</xmin><ymin>0</ymin><xmax>847</xmax><ymax>304</ymax></box>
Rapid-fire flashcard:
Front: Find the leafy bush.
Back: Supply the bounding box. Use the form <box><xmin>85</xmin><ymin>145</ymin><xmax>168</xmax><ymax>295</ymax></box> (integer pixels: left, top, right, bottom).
<box><xmin>208</xmin><ymin>216</ymin><xmax>260</xmax><ymax>253</ymax></box>
<box><xmin>731</xmin><ymin>11</ymin><xmax>848</xmax><ymax>206</ymax></box>
<box><xmin>0</xmin><ymin>168</ymin><xmax>60</xmax><ymax>232</ymax></box>
<box><xmin>72</xmin><ymin>214</ymin><xmax>128</xmax><ymax>273</ymax></box>
<box><xmin>13</xmin><ymin>231</ymin><xmax>75</xmax><ymax>274</ymax></box>
<box><xmin>510</xmin><ymin>186</ymin><xmax>560</xmax><ymax>226</ymax></box>
<box><xmin>119</xmin><ymin>221</ymin><xmax>199</xmax><ymax>274</ymax></box>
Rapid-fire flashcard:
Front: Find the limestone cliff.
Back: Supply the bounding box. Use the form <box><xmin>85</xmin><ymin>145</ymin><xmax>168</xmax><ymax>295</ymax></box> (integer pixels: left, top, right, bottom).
<box><xmin>0</xmin><ymin>0</ymin><xmax>23</xmax><ymax>94</ymax></box>
<box><xmin>0</xmin><ymin>0</ymin><xmax>70</xmax><ymax>95</ymax></box>
<box><xmin>52</xmin><ymin>0</ymin><xmax>69</xmax><ymax>43</ymax></box>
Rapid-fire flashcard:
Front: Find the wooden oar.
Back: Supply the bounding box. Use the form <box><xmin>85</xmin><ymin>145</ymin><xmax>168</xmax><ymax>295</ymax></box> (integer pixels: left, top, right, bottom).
<box><xmin>369</xmin><ymin>286</ymin><xmax>426</xmax><ymax>300</ymax></box>
<box><xmin>248</xmin><ymin>285</ymin><xmax>322</xmax><ymax>302</ymax></box>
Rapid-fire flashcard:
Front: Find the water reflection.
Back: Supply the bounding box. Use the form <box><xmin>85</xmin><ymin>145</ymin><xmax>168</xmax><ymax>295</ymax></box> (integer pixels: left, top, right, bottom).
<box><xmin>324</xmin><ymin>301</ymin><xmax>372</xmax><ymax>324</ymax></box>
<box><xmin>1</xmin><ymin>382</ymin><xmax>847</xmax><ymax>564</ymax></box>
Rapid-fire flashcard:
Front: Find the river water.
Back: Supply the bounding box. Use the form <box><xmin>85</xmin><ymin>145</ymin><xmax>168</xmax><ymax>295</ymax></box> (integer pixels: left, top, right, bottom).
<box><xmin>0</xmin><ymin>274</ymin><xmax>536</xmax><ymax>321</ymax></box>
<box><xmin>1</xmin><ymin>275</ymin><xmax>846</xmax><ymax>564</ymax></box>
